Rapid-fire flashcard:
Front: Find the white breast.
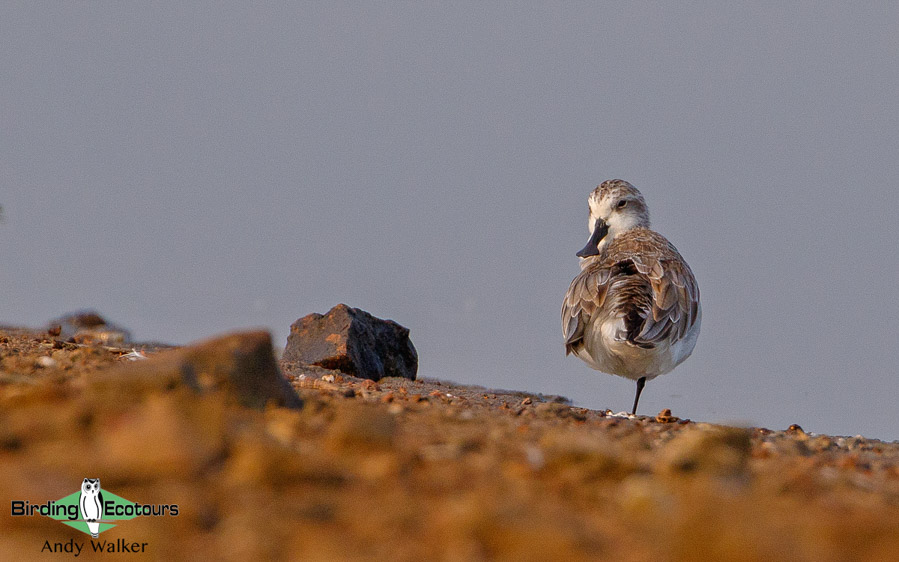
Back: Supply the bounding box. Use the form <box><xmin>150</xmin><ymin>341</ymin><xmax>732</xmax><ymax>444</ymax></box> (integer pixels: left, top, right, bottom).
<box><xmin>578</xmin><ymin>307</ymin><xmax>700</xmax><ymax>381</ymax></box>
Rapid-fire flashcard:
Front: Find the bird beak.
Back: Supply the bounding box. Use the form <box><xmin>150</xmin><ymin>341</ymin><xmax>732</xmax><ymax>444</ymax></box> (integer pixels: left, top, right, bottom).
<box><xmin>576</xmin><ymin>218</ymin><xmax>608</xmax><ymax>257</ymax></box>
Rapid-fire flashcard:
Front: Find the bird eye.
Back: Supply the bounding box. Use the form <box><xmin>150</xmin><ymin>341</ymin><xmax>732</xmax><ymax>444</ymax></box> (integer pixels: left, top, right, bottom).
<box><xmin>617</xmin><ymin>200</ymin><xmax>628</xmax><ymax>209</ymax></box>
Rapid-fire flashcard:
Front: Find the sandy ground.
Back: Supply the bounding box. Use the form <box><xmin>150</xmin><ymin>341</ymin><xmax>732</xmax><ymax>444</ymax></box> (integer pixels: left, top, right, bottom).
<box><xmin>1</xmin><ymin>327</ymin><xmax>898</xmax><ymax>561</ymax></box>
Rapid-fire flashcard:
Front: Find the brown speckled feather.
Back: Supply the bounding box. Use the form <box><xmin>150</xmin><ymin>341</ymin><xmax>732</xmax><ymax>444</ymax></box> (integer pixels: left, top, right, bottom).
<box><xmin>562</xmin><ymin>228</ymin><xmax>700</xmax><ymax>353</ymax></box>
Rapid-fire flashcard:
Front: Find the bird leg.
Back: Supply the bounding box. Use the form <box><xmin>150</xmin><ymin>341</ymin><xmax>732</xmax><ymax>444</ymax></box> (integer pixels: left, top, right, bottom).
<box><xmin>631</xmin><ymin>377</ymin><xmax>646</xmax><ymax>415</ymax></box>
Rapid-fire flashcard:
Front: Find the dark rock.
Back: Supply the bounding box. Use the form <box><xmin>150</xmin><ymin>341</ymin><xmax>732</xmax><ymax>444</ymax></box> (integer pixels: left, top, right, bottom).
<box><xmin>92</xmin><ymin>330</ymin><xmax>302</xmax><ymax>410</ymax></box>
<box><xmin>48</xmin><ymin>310</ymin><xmax>132</xmax><ymax>346</ymax></box>
<box><xmin>283</xmin><ymin>304</ymin><xmax>417</xmax><ymax>381</ymax></box>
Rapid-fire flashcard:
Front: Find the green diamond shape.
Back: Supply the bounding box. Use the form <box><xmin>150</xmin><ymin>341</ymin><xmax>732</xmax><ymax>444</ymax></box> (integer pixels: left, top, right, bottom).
<box><xmin>48</xmin><ymin>489</ymin><xmax>138</xmax><ymax>536</ymax></box>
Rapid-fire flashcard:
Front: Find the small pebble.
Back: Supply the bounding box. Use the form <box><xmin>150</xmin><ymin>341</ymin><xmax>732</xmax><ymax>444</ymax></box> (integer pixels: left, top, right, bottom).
<box><xmin>35</xmin><ymin>356</ymin><xmax>57</xmax><ymax>369</ymax></box>
<box><xmin>524</xmin><ymin>446</ymin><xmax>545</xmax><ymax>470</ymax></box>
<box><xmin>121</xmin><ymin>349</ymin><xmax>148</xmax><ymax>361</ymax></box>
<box><xmin>655</xmin><ymin>408</ymin><xmax>679</xmax><ymax>424</ymax></box>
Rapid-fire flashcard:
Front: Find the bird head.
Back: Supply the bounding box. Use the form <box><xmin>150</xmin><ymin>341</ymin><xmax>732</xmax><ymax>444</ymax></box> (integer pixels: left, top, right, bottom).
<box><xmin>577</xmin><ymin>179</ymin><xmax>650</xmax><ymax>258</ymax></box>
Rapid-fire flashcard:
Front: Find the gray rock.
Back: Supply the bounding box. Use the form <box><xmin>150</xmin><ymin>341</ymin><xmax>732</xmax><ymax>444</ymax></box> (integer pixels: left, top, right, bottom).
<box><xmin>283</xmin><ymin>304</ymin><xmax>417</xmax><ymax>381</ymax></box>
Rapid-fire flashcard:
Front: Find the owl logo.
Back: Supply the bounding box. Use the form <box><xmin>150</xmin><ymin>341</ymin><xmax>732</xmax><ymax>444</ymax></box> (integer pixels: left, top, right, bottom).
<box><xmin>79</xmin><ymin>478</ymin><xmax>104</xmax><ymax>538</ymax></box>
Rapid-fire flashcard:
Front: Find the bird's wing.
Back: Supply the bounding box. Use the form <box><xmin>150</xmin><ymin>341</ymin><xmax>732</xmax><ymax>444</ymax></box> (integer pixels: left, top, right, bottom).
<box><xmin>626</xmin><ymin>240</ymin><xmax>701</xmax><ymax>347</ymax></box>
<box><xmin>561</xmin><ymin>262</ymin><xmax>613</xmax><ymax>354</ymax></box>
<box><xmin>563</xmin><ymin>229</ymin><xmax>700</xmax><ymax>352</ymax></box>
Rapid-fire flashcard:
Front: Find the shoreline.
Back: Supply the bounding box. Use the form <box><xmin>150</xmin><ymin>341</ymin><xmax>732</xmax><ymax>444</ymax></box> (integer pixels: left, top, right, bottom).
<box><xmin>2</xmin><ymin>326</ymin><xmax>898</xmax><ymax>559</ymax></box>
